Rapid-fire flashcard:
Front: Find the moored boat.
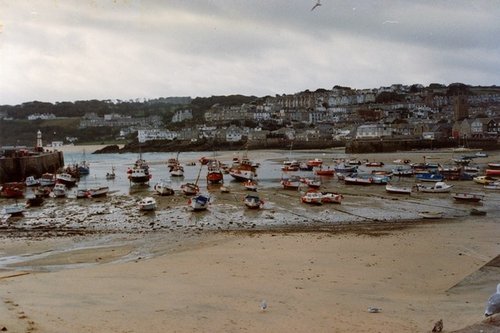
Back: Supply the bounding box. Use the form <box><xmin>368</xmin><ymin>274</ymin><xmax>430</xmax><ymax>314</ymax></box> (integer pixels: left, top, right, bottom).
<box><xmin>25</xmin><ymin>176</ymin><xmax>40</xmax><ymax>187</ymax></box>
<box><xmin>87</xmin><ymin>186</ymin><xmax>109</xmax><ymax>198</ymax></box>
<box><xmin>415</xmin><ymin>173</ymin><xmax>444</xmax><ymax>182</ymax></box>
<box><xmin>39</xmin><ymin>173</ymin><xmax>56</xmax><ymax>187</ymax></box>
<box><xmin>344</xmin><ymin>174</ymin><xmax>373</xmax><ymax>185</ymax></box>
<box><xmin>181</xmin><ymin>182</ymin><xmax>199</xmax><ymax>196</ymax></box>
<box><xmin>154</xmin><ymin>180</ymin><xmax>175</xmax><ymax>196</ymax></box>
<box><xmin>106</xmin><ymin>167</ymin><xmax>116</xmax><ymax>180</ymax></box>
<box><xmin>128</xmin><ymin>157</ymin><xmax>152</xmax><ymax>185</ymax></box>
<box><xmin>365</xmin><ymin>161</ymin><xmax>384</xmax><ymax>167</ymax></box>
<box><xmin>52</xmin><ymin>183</ymin><xmax>68</xmax><ymax>198</ymax></box>
<box><xmin>244</xmin><ymin>180</ymin><xmax>258</xmax><ymax>191</ymax></box>
<box><xmin>473</xmin><ymin>176</ymin><xmax>498</xmax><ymax>185</ymax></box>
<box><xmin>0</xmin><ymin>182</ymin><xmax>25</xmax><ymax>198</ymax></box>
<box><xmin>419</xmin><ymin>211</ymin><xmax>444</xmax><ymax>219</ymax></box>
<box><xmin>320</xmin><ymin>191</ymin><xmax>343</xmax><ymax>204</ymax></box>
<box><xmin>280</xmin><ymin>176</ymin><xmax>301</xmax><ymax>190</ymax></box>
<box><xmin>2</xmin><ymin>203</ymin><xmax>26</xmax><ymax>216</ymax></box>
<box><xmin>56</xmin><ymin>172</ymin><xmax>77</xmax><ymax>187</ymax></box>
<box><xmin>314</xmin><ymin>168</ymin><xmax>335</xmax><ymax>176</ymax></box>
<box><xmin>206</xmin><ymin>160</ymin><xmax>224</xmax><ymax>184</ymax></box>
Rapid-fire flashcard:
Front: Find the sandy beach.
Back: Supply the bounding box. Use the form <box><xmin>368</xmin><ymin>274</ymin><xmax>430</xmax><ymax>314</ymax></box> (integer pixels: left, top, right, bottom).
<box><xmin>1</xmin><ymin>146</ymin><xmax>499</xmax><ymax>332</ymax></box>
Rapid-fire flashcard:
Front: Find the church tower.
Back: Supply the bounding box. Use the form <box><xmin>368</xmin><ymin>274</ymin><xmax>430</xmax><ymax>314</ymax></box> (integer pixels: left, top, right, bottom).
<box><xmin>453</xmin><ymin>95</ymin><xmax>468</xmax><ymax>121</ymax></box>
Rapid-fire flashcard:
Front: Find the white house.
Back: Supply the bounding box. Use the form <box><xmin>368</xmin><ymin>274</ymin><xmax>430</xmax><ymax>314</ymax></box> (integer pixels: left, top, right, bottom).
<box><xmin>355</xmin><ymin>124</ymin><xmax>393</xmax><ymax>138</ymax></box>
<box><xmin>225</xmin><ymin>125</ymin><xmax>243</xmax><ymax>142</ymax></box>
<box><xmin>137</xmin><ymin>129</ymin><xmax>177</xmax><ymax>143</ymax></box>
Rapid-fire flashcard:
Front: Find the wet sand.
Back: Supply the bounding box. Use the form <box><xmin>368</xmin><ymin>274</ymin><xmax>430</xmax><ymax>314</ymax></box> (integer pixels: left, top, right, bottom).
<box><xmin>1</xmin><ymin>147</ymin><xmax>499</xmax><ymax>332</ymax></box>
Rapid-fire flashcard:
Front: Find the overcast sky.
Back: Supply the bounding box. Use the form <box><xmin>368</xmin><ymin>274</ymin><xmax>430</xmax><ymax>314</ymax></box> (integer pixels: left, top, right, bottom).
<box><xmin>0</xmin><ymin>0</ymin><xmax>499</xmax><ymax>105</ymax></box>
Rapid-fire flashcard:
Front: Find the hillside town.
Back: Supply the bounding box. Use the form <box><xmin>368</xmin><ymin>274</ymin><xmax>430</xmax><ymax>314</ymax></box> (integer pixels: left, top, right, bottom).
<box><xmin>1</xmin><ymin>83</ymin><xmax>500</xmax><ymax>150</ymax></box>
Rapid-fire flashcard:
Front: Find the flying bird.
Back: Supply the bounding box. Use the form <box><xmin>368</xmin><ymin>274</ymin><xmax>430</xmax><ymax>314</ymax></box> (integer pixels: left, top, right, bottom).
<box><xmin>432</xmin><ymin>319</ymin><xmax>443</xmax><ymax>332</ymax></box>
<box><xmin>311</xmin><ymin>0</ymin><xmax>321</xmax><ymax>11</ymax></box>
<box><xmin>485</xmin><ymin>283</ymin><xmax>500</xmax><ymax>319</ymax></box>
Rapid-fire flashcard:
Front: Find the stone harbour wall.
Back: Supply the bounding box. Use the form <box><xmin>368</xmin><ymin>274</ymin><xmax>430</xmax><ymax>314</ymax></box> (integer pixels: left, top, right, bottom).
<box><xmin>0</xmin><ymin>151</ymin><xmax>64</xmax><ymax>183</ymax></box>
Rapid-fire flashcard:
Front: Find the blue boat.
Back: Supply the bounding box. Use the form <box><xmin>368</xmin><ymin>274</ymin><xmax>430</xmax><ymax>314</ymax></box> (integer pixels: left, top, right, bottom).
<box><xmin>415</xmin><ymin>173</ymin><xmax>444</xmax><ymax>182</ymax></box>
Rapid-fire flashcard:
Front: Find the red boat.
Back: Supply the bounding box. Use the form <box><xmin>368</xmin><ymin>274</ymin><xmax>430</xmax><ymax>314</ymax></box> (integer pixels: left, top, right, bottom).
<box><xmin>315</xmin><ymin>169</ymin><xmax>335</xmax><ymax>176</ymax></box>
<box><xmin>307</xmin><ymin>158</ymin><xmax>323</xmax><ymax>167</ymax></box>
<box><xmin>206</xmin><ymin>160</ymin><xmax>224</xmax><ymax>184</ymax></box>
<box><xmin>0</xmin><ymin>182</ymin><xmax>25</xmax><ymax>198</ymax></box>
<box><xmin>365</xmin><ymin>161</ymin><xmax>384</xmax><ymax>167</ymax></box>
<box><xmin>485</xmin><ymin>169</ymin><xmax>500</xmax><ymax>176</ymax></box>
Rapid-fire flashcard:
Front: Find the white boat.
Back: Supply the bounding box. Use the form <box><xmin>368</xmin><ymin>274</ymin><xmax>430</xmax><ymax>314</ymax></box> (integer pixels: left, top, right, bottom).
<box><xmin>244</xmin><ymin>194</ymin><xmax>264</xmax><ymax>209</ymax></box>
<box><xmin>106</xmin><ymin>167</ymin><xmax>116</xmax><ymax>180</ymax></box>
<box><xmin>76</xmin><ymin>187</ymin><xmax>89</xmax><ymax>199</ymax></box>
<box><xmin>484</xmin><ymin>182</ymin><xmax>500</xmax><ymax>190</ymax></box>
<box><xmin>281</xmin><ymin>176</ymin><xmax>301</xmax><ymax>190</ymax></box>
<box><xmin>2</xmin><ymin>203</ymin><xmax>26</xmax><ymax>216</ymax></box>
<box><xmin>138</xmin><ymin>197</ymin><xmax>157</xmax><ymax>211</ymax></box>
<box><xmin>56</xmin><ymin>172</ymin><xmax>77</xmax><ymax>187</ymax></box>
<box><xmin>25</xmin><ymin>176</ymin><xmax>40</xmax><ymax>187</ymax></box>
<box><xmin>170</xmin><ymin>164</ymin><xmax>184</xmax><ymax>177</ymax></box>
<box><xmin>415</xmin><ymin>182</ymin><xmax>453</xmax><ymax>193</ymax></box>
<box><xmin>344</xmin><ymin>175</ymin><xmax>373</xmax><ymax>185</ymax></box>
<box><xmin>321</xmin><ymin>191</ymin><xmax>343</xmax><ymax>204</ymax></box>
<box><xmin>385</xmin><ymin>184</ymin><xmax>412</xmax><ymax>194</ymax></box>
<box><xmin>301</xmin><ymin>190</ymin><xmax>323</xmax><ymax>205</ymax></box>
<box><xmin>87</xmin><ymin>186</ymin><xmax>109</xmax><ymax>198</ymax></box>
<box><xmin>452</xmin><ymin>192</ymin><xmax>484</xmax><ymax>202</ymax></box>
<box><xmin>154</xmin><ymin>180</ymin><xmax>175</xmax><ymax>196</ymax></box>
<box><xmin>419</xmin><ymin>211</ymin><xmax>444</xmax><ymax>219</ymax></box>
<box><xmin>52</xmin><ymin>183</ymin><xmax>67</xmax><ymax>198</ymax></box>
<box><xmin>39</xmin><ymin>173</ymin><xmax>56</xmax><ymax>187</ymax></box>
<box><xmin>229</xmin><ymin>169</ymin><xmax>256</xmax><ymax>182</ymax></box>
<box><xmin>189</xmin><ymin>193</ymin><xmax>210</xmax><ymax>211</ymax></box>
<box><xmin>128</xmin><ymin>157</ymin><xmax>151</xmax><ymax>185</ymax></box>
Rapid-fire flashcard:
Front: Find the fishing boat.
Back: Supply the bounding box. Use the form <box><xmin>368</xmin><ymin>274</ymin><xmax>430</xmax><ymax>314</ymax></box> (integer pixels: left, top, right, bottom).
<box><xmin>2</xmin><ymin>203</ymin><xmax>26</xmax><ymax>216</ymax></box>
<box><xmin>56</xmin><ymin>172</ymin><xmax>78</xmax><ymax>187</ymax></box>
<box><xmin>385</xmin><ymin>184</ymin><xmax>412</xmax><ymax>194</ymax></box>
<box><xmin>229</xmin><ymin>152</ymin><xmax>257</xmax><ymax>182</ymax></box>
<box><xmin>280</xmin><ymin>175</ymin><xmax>301</xmax><ymax>190</ymax></box>
<box><xmin>87</xmin><ymin>186</ymin><xmax>109</xmax><ymax>198</ymax></box>
<box><xmin>0</xmin><ymin>182</ymin><xmax>25</xmax><ymax>198</ymax></box>
<box><xmin>244</xmin><ymin>194</ymin><xmax>264</xmax><ymax>209</ymax></box>
<box><xmin>128</xmin><ymin>157</ymin><xmax>151</xmax><ymax>185</ymax></box>
<box><xmin>154</xmin><ymin>180</ymin><xmax>175</xmax><ymax>196</ymax></box>
<box><xmin>52</xmin><ymin>183</ymin><xmax>67</xmax><ymax>198</ymax></box>
<box><xmin>415</xmin><ymin>181</ymin><xmax>453</xmax><ymax>193</ymax></box>
<box><xmin>282</xmin><ymin>162</ymin><xmax>299</xmax><ymax>172</ymax></box>
<box><xmin>138</xmin><ymin>197</ymin><xmax>157</xmax><ymax>211</ymax></box>
<box><xmin>206</xmin><ymin>160</ymin><xmax>224</xmax><ymax>184</ymax></box>
<box><xmin>320</xmin><ymin>191</ymin><xmax>343</xmax><ymax>204</ymax></box>
<box><xmin>302</xmin><ymin>177</ymin><xmax>321</xmax><ymax>189</ymax></box>
<box><xmin>244</xmin><ymin>180</ymin><xmax>258</xmax><ymax>191</ymax></box>
<box><xmin>415</xmin><ymin>173</ymin><xmax>444</xmax><ymax>182</ymax></box>
<box><xmin>452</xmin><ymin>192</ymin><xmax>484</xmax><ymax>202</ymax></box>
<box><xmin>39</xmin><ymin>173</ymin><xmax>56</xmax><ymax>187</ymax></box>
<box><xmin>189</xmin><ymin>193</ymin><xmax>210</xmax><ymax>211</ymax></box>
<box><xmin>77</xmin><ymin>150</ymin><xmax>90</xmax><ymax>175</ymax></box>
<box><xmin>419</xmin><ymin>211</ymin><xmax>444</xmax><ymax>219</ymax></box>
<box><xmin>301</xmin><ymin>190</ymin><xmax>323</xmax><ymax>205</ymax></box>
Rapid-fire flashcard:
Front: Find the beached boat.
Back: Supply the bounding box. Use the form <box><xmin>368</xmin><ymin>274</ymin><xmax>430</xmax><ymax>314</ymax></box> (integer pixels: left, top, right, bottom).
<box><xmin>39</xmin><ymin>173</ymin><xmax>56</xmax><ymax>187</ymax></box>
<box><xmin>298</xmin><ymin>162</ymin><xmax>313</xmax><ymax>171</ymax></box>
<box><xmin>365</xmin><ymin>161</ymin><xmax>384</xmax><ymax>167</ymax></box>
<box><xmin>419</xmin><ymin>211</ymin><xmax>444</xmax><ymax>219</ymax></box>
<box><xmin>415</xmin><ymin>173</ymin><xmax>444</xmax><ymax>182</ymax></box>
<box><xmin>87</xmin><ymin>186</ymin><xmax>109</xmax><ymax>198</ymax></box>
<box><xmin>244</xmin><ymin>194</ymin><xmax>264</xmax><ymax>209</ymax></box>
<box><xmin>485</xmin><ymin>169</ymin><xmax>500</xmax><ymax>177</ymax></box>
<box><xmin>56</xmin><ymin>172</ymin><xmax>77</xmax><ymax>187</ymax></box>
<box><xmin>0</xmin><ymin>182</ymin><xmax>25</xmax><ymax>198</ymax></box>
<box><xmin>189</xmin><ymin>193</ymin><xmax>210</xmax><ymax>211</ymax></box>
<box><xmin>138</xmin><ymin>197</ymin><xmax>157</xmax><ymax>211</ymax></box>
<box><xmin>281</xmin><ymin>176</ymin><xmax>301</xmax><ymax>190</ymax></box>
<box><xmin>2</xmin><ymin>203</ymin><xmax>26</xmax><ymax>216</ymax></box>
<box><xmin>181</xmin><ymin>182</ymin><xmax>199</xmax><ymax>196</ymax></box>
<box><xmin>76</xmin><ymin>187</ymin><xmax>89</xmax><ymax>199</ymax></box>
<box><xmin>473</xmin><ymin>176</ymin><xmax>498</xmax><ymax>185</ymax></box>
<box><xmin>301</xmin><ymin>190</ymin><xmax>323</xmax><ymax>205</ymax></box>
<box><xmin>306</xmin><ymin>158</ymin><xmax>323</xmax><ymax>167</ymax></box>
<box><xmin>52</xmin><ymin>183</ymin><xmax>67</xmax><ymax>198</ymax></box>
<box><xmin>371</xmin><ymin>174</ymin><xmax>390</xmax><ymax>185</ymax></box>
<box><xmin>25</xmin><ymin>176</ymin><xmax>40</xmax><ymax>187</ymax></box>
<box><xmin>484</xmin><ymin>182</ymin><xmax>500</xmax><ymax>190</ymax></box>
<box><xmin>385</xmin><ymin>184</ymin><xmax>412</xmax><ymax>194</ymax></box>
<box><xmin>320</xmin><ymin>191</ymin><xmax>343</xmax><ymax>204</ymax></box>
<box><xmin>314</xmin><ymin>168</ymin><xmax>335</xmax><ymax>176</ymax></box>
<box><xmin>452</xmin><ymin>192</ymin><xmax>484</xmax><ymax>202</ymax></box>
<box><xmin>334</xmin><ymin>164</ymin><xmax>358</xmax><ymax>173</ymax></box>
<box><xmin>154</xmin><ymin>180</ymin><xmax>175</xmax><ymax>196</ymax></box>
<box><xmin>344</xmin><ymin>174</ymin><xmax>373</xmax><ymax>185</ymax></box>
<box><xmin>392</xmin><ymin>166</ymin><xmax>413</xmax><ymax>177</ymax></box>
<box><xmin>229</xmin><ymin>152</ymin><xmax>257</xmax><ymax>182</ymax></box>
<box><xmin>415</xmin><ymin>181</ymin><xmax>453</xmax><ymax>193</ymax></box>
<box><xmin>244</xmin><ymin>180</ymin><xmax>258</xmax><ymax>191</ymax></box>
<box><xmin>301</xmin><ymin>177</ymin><xmax>321</xmax><ymax>189</ymax></box>
<box><xmin>206</xmin><ymin>160</ymin><xmax>224</xmax><ymax>184</ymax></box>
<box><xmin>169</xmin><ymin>164</ymin><xmax>184</xmax><ymax>177</ymax></box>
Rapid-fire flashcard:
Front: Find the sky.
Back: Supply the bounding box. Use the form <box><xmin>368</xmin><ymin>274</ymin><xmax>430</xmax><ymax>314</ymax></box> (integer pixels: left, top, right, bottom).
<box><xmin>0</xmin><ymin>0</ymin><xmax>499</xmax><ymax>105</ymax></box>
